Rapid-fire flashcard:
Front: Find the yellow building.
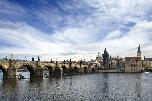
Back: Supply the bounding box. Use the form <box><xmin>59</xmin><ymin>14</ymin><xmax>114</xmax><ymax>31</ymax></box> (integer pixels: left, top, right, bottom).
<box><xmin>124</xmin><ymin>44</ymin><xmax>143</xmax><ymax>72</ymax></box>
<box><xmin>125</xmin><ymin>57</ymin><xmax>142</xmax><ymax>72</ymax></box>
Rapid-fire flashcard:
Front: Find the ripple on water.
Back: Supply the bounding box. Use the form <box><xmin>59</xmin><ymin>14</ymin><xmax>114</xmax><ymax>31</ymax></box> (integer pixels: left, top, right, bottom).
<box><xmin>0</xmin><ymin>73</ymin><xmax>152</xmax><ymax>101</ymax></box>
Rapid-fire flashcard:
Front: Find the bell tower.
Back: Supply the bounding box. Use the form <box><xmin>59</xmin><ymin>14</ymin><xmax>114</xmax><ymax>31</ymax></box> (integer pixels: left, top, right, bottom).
<box><xmin>137</xmin><ymin>44</ymin><xmax>141</xmax><ymax>57</ymax></box>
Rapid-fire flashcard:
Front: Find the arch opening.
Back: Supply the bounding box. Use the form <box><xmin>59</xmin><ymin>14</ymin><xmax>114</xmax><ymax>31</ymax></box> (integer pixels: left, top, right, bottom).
<box><xmin>84</xmin><ymin>67</ymin><xmax>88</xmax><ymax>73</ymax></box>
<box><xmin>61</xmin><ymin>65</ymin><xmax>68</xmax><ymax>76</ymax></box>
<box><xmin>92</xmin><ymin>68</ymin><xmax>95</xmax><ymax>73</ymax></box>
<box><xmin>73</xmin><ymin>67</ymin><xmax>79</xmax><ymax>73</ymax></box>
<box><xmin>68</xmin><ymin>67</ymin><xmax>79</xmax><ymax>75</ymax></box>
<box><xmin>43</xmin><ymin>66</ymin><xmax>53</xmax><ymax>77</ymax></box>
<box><xmin>54</xmin><ymin>67</ymin><xmax>61</xmax><ymax>76</ymax></box>
<box><xmin>0</xmin><ymin>65</ymin><xmax>7</xmax><ymax>79</ymax></box>
<box><xmin>16</xmin><ymin>65</ymin><xmax>34</xmax><ymax>79</ymax></box>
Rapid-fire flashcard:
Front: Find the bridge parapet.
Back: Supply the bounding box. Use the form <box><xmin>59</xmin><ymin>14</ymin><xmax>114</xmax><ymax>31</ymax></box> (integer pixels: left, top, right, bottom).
<box><xmin>41</xmin><ymin>62</ymin><xmax>56</xmax><ymax>68</ymax></box>
<box><xmin>14</xmin><ymin>61</ymin><xmax>37</xmax><ymax>69</ymax></box>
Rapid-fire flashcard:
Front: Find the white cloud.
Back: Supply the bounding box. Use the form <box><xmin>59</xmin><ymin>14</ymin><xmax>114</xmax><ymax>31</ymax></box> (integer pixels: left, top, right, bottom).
<box><xmin>0</xmin><ymin>24</ymin><xmax>151</xmax><ymax>60</ymax></box>
<box><xmin>0</xmin><ymin>22</ymin><xmax>66</xmax><ymax>54</ymax></box>
<box><xmin>0</xmin><ymin>0</ymin><xmax>28</xmax><ymax>17</ymax></box>
<box><xmin>105</xmin><ymin>30</ymin><xmax>122</xmax><ymax>39</ymax></box>
<box><xmin>99</xmin><ymin>21</ymin><xmax>152</xmax><ymax>57</ymax></box>
<box><xmin>0</xmin><ymin>0</ymin><xmax>152</xmax><ymax>61</ymax></box>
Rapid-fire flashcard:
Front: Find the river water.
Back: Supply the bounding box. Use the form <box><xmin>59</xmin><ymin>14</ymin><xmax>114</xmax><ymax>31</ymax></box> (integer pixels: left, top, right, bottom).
<box><xmin>0</xmin><ymin>73</ymin><xmax>152</xmax><ymax>101</ymax></box>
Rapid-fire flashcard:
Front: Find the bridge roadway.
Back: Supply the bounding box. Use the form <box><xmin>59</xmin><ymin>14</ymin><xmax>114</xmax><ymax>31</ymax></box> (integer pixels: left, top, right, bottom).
<box><xmin>0</xmin><ymin>59</ymin><xmax>98</xmax><ymax>78</ymax></box>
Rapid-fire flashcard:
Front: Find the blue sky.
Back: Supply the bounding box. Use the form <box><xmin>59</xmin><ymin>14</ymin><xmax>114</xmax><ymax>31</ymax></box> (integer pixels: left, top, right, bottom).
<box><xmin>0</xmin><ymin>0</ymin><xmax>152</xmax><ymax>60</ymax></box>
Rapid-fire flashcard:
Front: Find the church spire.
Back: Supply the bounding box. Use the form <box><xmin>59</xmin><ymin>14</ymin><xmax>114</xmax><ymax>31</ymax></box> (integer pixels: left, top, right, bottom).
<box><xmin>137</xmin><ymin>44</ymin><xmax>141</xmax><ymax>57</ymax></box>
<box><xmin>138</xmin><ymin>44</ymin><xmax>140</xmax><ymax>52</ymax></box>
<box><xmin>104</xmin><ymin>48</ymin><xmax>107</xmax><ymax>53</ymax></box>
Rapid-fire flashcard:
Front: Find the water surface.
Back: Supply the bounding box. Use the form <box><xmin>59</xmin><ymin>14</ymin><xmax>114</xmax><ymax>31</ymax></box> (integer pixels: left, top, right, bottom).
<box><xmin>0</xmin><ymin>73</ymin><xmax>152</xmax><ymax>101</ymax></box>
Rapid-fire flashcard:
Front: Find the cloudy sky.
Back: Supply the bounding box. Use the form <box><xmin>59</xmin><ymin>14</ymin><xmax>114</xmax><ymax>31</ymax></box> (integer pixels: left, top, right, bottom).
<box><xmin>0</xmin><ymin>0</ymin><xmax>152</xmax><ymax>61</ymax></box>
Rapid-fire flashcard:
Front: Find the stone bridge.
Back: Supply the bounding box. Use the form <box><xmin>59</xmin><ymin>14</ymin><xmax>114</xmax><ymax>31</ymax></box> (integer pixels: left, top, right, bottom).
<box><xmin>0</xmin><ymin>59</ymin><xmax>98</xmax><ymax>78</ymax></box>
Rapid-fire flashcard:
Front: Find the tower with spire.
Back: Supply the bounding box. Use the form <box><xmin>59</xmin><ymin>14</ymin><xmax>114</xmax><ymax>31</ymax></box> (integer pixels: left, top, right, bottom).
<box><xmin>102</xmin><ymin>48</ymin><xmax>110</xmax><ymax>69</ymax></box>
<box><xmin>96</xmin><ymin>52</ymin><xmax>102</xmax><ymax>62</ymax></box>
<box><xmin>137</xmin><ymin>44</ymin><xmax>141</xmax><ymax>57</ymax></box>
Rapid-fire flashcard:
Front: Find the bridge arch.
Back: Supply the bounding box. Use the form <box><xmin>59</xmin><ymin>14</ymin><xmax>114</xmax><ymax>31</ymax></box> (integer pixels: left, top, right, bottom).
<box><xmin>61</xmin><ymin>65</ymin><xmax>68</xmax><ymax>75</ymax></box>
<box><xmin>92</xmin><ymin>67</ymin><xmax>95</xmax><ymax>72</ymax></box>
<box><xmin>73</xmin><ymin>66</ymin><xmax>79</xmax><ymax>73</ymax></box>
<box><xmin>0</xmin><ymin>65</ymin><xmax>7</xmax><ymax>78</ymax></box>
<box><xmin>17</xmin><ymin>64</ymin><xmax>34</xmax><ymax>77</ymax></box>
<box><xmin>54</xmin><ymin>67</ymin><xmax>61</xmax><ymax>75</ymax></box>
<box><xmin>84</xmin><ymin>66</ymin><xmax>88</xmax><ymax>73</ymax></box>
<box><xmin>43</xmin><ymin>66</ymin><xmax>54</xmax><ymax>76</ymax></box>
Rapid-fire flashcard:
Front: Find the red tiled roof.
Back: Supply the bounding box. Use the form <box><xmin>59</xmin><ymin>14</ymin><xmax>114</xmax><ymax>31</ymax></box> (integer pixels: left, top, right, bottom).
<box><xmin>125</xmin><ymin>57</ymin><xmax>141</xmax><ymax>62</ymax></box>
<box><xmin>112</xmin><ymin>58</ymin><xmax>123</xmax><ymax>61</ymax></box>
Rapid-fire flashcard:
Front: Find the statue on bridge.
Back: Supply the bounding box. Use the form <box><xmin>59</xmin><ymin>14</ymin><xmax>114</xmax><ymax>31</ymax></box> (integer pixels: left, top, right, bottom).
<box><xmin>38</xmin><ymin>56</ymin><xmax>40</xmax><ymax>61</ymax></box>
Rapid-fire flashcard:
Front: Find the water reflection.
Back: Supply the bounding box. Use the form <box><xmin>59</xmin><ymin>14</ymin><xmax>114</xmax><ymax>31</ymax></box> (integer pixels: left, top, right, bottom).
<box><xmin>134</xmin><ymin>75</ymin><xmax>142</xmax><ymax>101</ymax></box>
<box><xmin>43</xmin><ymin>67</ymin><xmax>50</xmax><ymax>78</ymax></box>
<box><xmin>16</xmin><ymin>67</ymin><xmax>31</xmax><ymax>79</ymax></box>
<box><xmin>0</xmin><ymin>73</ymin><xmax>152</xmax><ymax>101</ymax></box>
<box><xmin>102</xmin><ymin>74</ymin><xmax>109</xmax><ymax>100</ymax></box>
<box><xmin>16</xmin><ymin>72</ymin><xmax>30</xmax><ymax>79</ymax></box>
<box><xmin>0</xmin><ymin>71</ymin><xmax>3</xmax><ymax>80</ymax></box>
<box><xmin>0</xmin><ymin>79</ymin><xmax>19</xmax><ymax>101</ymax></box>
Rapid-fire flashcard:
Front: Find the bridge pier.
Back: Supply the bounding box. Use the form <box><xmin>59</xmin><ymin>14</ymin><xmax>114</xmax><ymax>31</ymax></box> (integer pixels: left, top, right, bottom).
<box><xmin>5</xmin><ymin>60</ymin><xmax>17</xmax><ymax>79</ymax></box>
<box><xmin>32</xmin><ymin>68</ymin><xmax>43</xmax><ymax>77</ymax></box>
<box><xmin>52</xmin><ymin>68</ymin><xmax>62</xmax><ymax>76</ymax></box>
<box><xmin>29</xmin><ymin>61</ymin><xmax>43</xmax><ymax>77</ymax></box>
<box><xmin>6</xmin><ymin>68</ymin><xmax>16</xmax><ymax>79</ymax></box>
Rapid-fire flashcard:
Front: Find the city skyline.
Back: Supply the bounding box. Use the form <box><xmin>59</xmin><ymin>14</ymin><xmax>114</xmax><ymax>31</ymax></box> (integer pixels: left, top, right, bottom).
<box><xmin>0</xmin><ymin>0</ymin><xmax>152</xmax><ymax>60</ymax></box>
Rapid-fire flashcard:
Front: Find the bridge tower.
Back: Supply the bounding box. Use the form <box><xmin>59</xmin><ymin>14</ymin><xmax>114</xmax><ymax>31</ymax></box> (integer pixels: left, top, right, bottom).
<box><xmin>102</xmin><ymin>48</ymin><xmax>110</xmax><ymax>70</ymax></box>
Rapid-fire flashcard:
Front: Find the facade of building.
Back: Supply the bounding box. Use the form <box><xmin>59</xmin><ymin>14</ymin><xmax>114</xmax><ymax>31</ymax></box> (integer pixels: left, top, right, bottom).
<box><xmin>124</xmin><ymin>44</ymin><xmax>142</xmax><ymax>72</ymax></box>
<box><xmin>95</xmin><ymin>44</ymin><xmax>145</xmax><ymax>72</ymax></box>
<box><xmin>111</xmin><ymin>57</ymin><xmax>125</xmax><ymax>71</ymax></box>
<box><xmin>125</xmin><ymin>57</ymin><xmax>142</xmax><ymax>72</ymax></box>
<box><xmin>142</xmin><ymin>57</ymin><xmax>152</xmax><ymax>70</ymax></box>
